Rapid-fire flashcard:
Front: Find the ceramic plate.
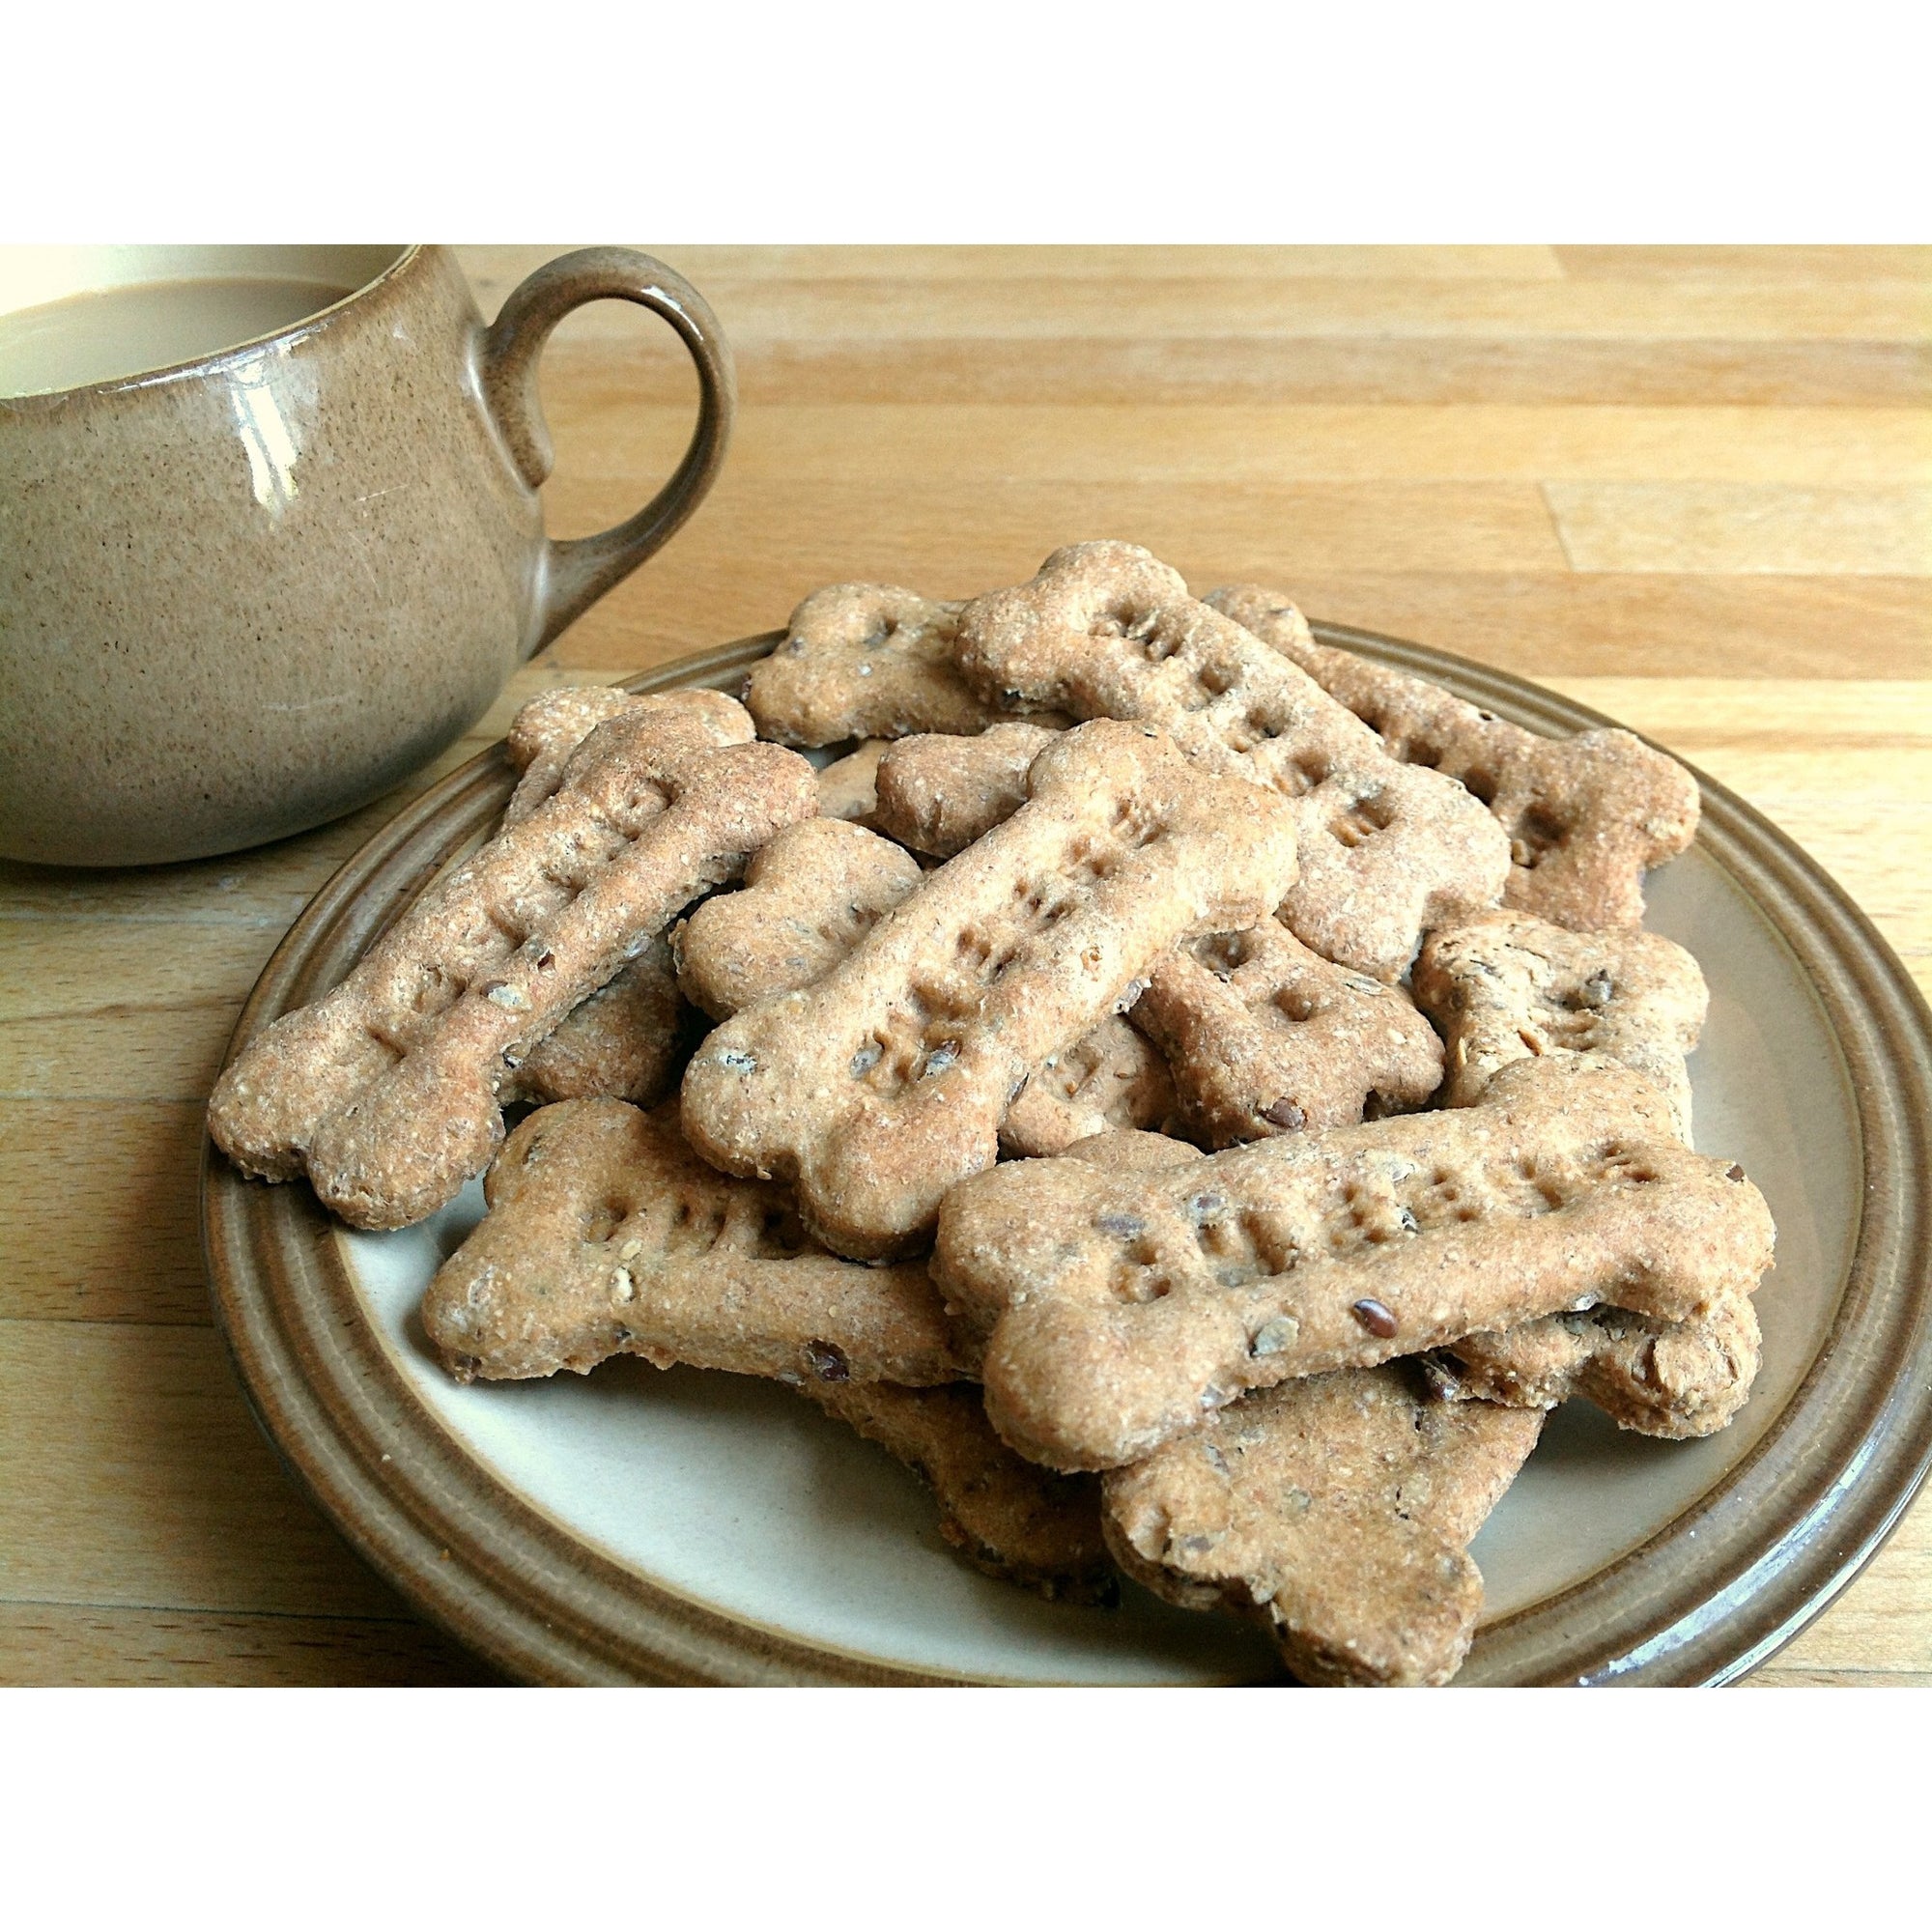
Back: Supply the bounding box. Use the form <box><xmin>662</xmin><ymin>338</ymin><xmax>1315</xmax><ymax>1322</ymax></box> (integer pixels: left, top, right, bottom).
<box><xmin>202</xmin><ymin>624</ymin><xmax>1932</xmax><ymax>1684</ymax></box>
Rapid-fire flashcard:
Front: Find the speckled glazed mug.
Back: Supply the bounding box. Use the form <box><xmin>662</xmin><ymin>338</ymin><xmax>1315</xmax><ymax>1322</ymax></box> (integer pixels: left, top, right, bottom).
<box><xmin>0</xmin><ymin>244</ymin><xmax>734</xmax><ymax>866</ymax></box>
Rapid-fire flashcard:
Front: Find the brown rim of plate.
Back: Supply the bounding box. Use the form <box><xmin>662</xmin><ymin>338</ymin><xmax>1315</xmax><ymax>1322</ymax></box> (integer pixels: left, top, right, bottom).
<box><xmin>201</xmin><ymin>623</ymin><xmax>1932</xmax><ymax>1687</ymax></box>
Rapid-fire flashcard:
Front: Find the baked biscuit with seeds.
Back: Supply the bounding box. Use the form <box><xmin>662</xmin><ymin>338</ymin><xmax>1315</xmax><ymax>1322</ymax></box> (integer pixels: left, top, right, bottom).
<box><xmin>1412</xmin><ymin>910</ymin><xmax>1707</xmax><ymax>1141</ymax></box>
<box><xmin>803</xmin><ymin>1379</ymin><xmax>1116</xmax><ymax>1605</ymax></box>
<box><xmin>1411</xmin><ymin>911</ymin><xmax>1731</xmax><ymax>1425</ymax></box>
<box><xmin>674</xmin><ymin>817</ymin><xmax>924</xmax><ymax>1020</ymax></box>
<box><xmin>1102</xmin><ymin>1364</ymin><xmax>1542</xmax><ymax>1686</ymax></box>
<box><xmin>215</xmin><ymin>704</ymin><xmax>734</xmax><ymax>1183</ymax></box>
<box><xmin>956</xmin><ymin>542</ymin><xmax>1508</xmax><ymax>980</ymax></box>
<box><xmin>1208</xmin><ymin>583</ymin><xmax>1700</xmax><ymax>931</ymax></box>
<box><xmin>1001</xmin><ymin>1014</ymin><xmax>1183</xmax><ymax>1157</ymax></box>
<box><xmin>210</xmin><ymin>720</ymin><xmax>818</xmax><ymax>1229</ymax></box>
<box><xmin>873</xmin><ymin>722</ymin><xmax>1064</xmax><ymax>859</ymax></box>
<box><xmin>506</xmin><ymin>701</ymin><xmax>733</xmax><ymax>1100</ymax></box>
<box><xmin>1133</xmin><ymin>922</ymin><xmax>1443</xmax><ymax>1150</ymax></box>
<box><xmin>746</xmin><ymin>583</ymin><xmax>997</xmax><ymax>745</ymax></box>
<box><xmin>1423</xmin><ymin>1280</ymin><xmax>1761</xmax><ymax>1439</ymax></box>
<box><xmin>502</xmin><ymin>931</ymin><xmax>700</xmax><ymax>1107</ymax></box>
<box><xmin>933</xmin><ymin>1055</ymin><xmax>1775</xmax><ymax>1470</ymax></box>
<box><xmin>815</xmin><ymin>739</ymin><xmax>891</xmax><ymax>824</ymax></box>
<box><xmin>422</xmin><ymin>1098</ymin><xmax>964</xmax><ymax>1387</ymax></box>
<box><xmin>682</xmin><ymin>720</ymin><xmax>1300</xmax><ymax>1261</ymax></box>
<box><xmin>502</xmin><ymin>685</ymin><xmax>753</xmax><ymax>825</ymax></box>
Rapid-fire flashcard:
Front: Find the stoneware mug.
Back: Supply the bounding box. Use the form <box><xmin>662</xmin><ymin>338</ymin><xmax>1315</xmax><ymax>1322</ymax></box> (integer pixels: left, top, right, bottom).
<box><xmin>0</xmin><ymin>244</ymin><xmax>734</xmax><ymax>866</ymax></box>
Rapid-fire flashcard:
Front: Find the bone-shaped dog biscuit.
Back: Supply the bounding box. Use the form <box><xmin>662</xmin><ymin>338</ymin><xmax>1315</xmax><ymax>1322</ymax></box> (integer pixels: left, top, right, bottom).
<box><xmin>803</xmin><ymin>1379</ymin><xmax>1116</xmax><ymax>1605</ymax></box>
<box><xmin>1410</xmin><ymin>913</ymin><xmax>1743</xmax><ymax>1434</ymax></box>
<box><xmin>745</xmin><ymin>583</ymin><xmax>1006</xmax><ymax>745</ymax></box>
<box><xmin>1208</xmin><ymin>584</ymin><xmax>1700</xmax><ymax>931</ymax></box>
<box><xmin>955</xmin><ymin>542</ymin><xmax>1509</xmax><ymax>980</ymax></box>
<box><xmin>681</xmin><ymin>720</ymin><xmax>1300</xmax><ymax>1260</ymax></box>
<box><xmin>674</xmin><ymin>817</ymin><xmax>924</xmax><ymax>1020</ymax></box>
<box><xmin>210</xmin><ymin>720</ymin><xmax>818</xmax><ymax>1228</ymax></box>
<box><xmin>873</xmin><ymin>722</ymin><xmax>1064</xmax><ymax>858</ymax></box>
<box><xmin>1102</xmin><ymin>1364</ymin><xmax>1543</xmax><ymax>1686</ymax></box>
<box><xmin>671</xmin><ymin>811</ymin><xmax>1165</xmax><ymax>1156</ymax></box>
<box><xmin>499</xmin><ymin>694</ymin><xmax>747</xmax><ymax>1103</ymax></box>
<box><xmin>1412</xmin><ymin>910</ymin><xmax>1708</xmax><ymax>1141</ymax></box>
<box><xmin>1133</xmin><ymin>922</ymin><xmax>1443</xmax><ymax>1150</ymax></box>
<box><xmin>933</xmin><ymin>1055</ymin><xmax>1776</xmax><ymax>1469</ymax></box>
<box><xmin>422</xmin><ymin>1098</ymin><xmax>964</xmax><ymax>1387</ymax></box>
<box><xmin>502</xmin><ymin>685</ymin><xmax>753</xmax><ymax>825</ymax></box>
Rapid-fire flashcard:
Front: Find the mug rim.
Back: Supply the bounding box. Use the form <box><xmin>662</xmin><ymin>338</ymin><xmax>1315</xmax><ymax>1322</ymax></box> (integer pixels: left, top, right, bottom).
<box><xmin>0</xmin><ymin>243</ymin><xmax>423</xmax><ymax>404</ymax></box>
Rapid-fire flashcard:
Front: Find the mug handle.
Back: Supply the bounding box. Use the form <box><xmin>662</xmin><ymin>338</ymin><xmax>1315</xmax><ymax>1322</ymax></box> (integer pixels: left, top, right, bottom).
<box><xmin>479</xmin><ymin>246</ymin><xmax>735</xmax><ymax>657</ymax></box>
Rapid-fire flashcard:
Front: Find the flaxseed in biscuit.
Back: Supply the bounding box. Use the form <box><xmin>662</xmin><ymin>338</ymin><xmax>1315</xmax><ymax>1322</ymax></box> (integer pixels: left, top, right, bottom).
<box><xmin>1103</xmin><ymin>1364</ymin><xmax>1542</xmax><ymax>1686</ymax></box>
<box><xmin>1208</xmin><ymin>583</ymin><xmax>1700</xmax><ymax>931</ymax></box>
<box><xmin>673</xmin><ymin>818</ymin><xmax>924</xmax><ymax>1020</ymax></box>
<box><xmin>209</xmin><ymin>720</ymin><xmax>818</xmax><ymax>1229</ymax></box>
<box><xmin>1412</xmin><ymin>909</ymin><xmax>1708</xmax><ymax>1141</ymax></box>
<box><xmin>955</xmin><ymin>542</ymin><xmax>1508</xmax><ymax>980</ymax></box>
<box><xmin>804</xmin><ymin>1379</ymin><xmax>1116</xmax><ymax>1604</ymax></box>
<box><xmin>933</xmin><ymin>1055</ymin><xmax>1776</xmax><ymax>1470</ymax></box>
<box><xmin>422</xmin><ymin>1098</ymin><xmax>964</xmax><ymax>1387</ymax></box>
<box><xmin>1133</xmin><ymin>921</ymin><xmax>1443</xmax><ymax>1150</ymax></box>
<box><xmin>872</xmin><ymin>722</ymin><xmax>1064</xmax><ymax>859</ymax></box>
<box><xmin>681</xmin><ymin>720</ymin><xmax>1300</xmax><ymax>1260</ymax></box>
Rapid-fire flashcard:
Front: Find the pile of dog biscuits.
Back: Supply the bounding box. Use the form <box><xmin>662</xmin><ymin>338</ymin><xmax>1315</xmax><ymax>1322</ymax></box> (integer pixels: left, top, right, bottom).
<box><xmin>208</xmin><ymin>540</ymin><xmax>1774</xmax><ymax>1686</ymax></box>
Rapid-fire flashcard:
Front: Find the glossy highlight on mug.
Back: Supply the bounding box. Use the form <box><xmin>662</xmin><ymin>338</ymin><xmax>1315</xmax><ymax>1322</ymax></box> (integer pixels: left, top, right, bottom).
<box><xmin>0</xmin><ymin>244</ymin><xmax>734</xmax><ymax>867</ymax></box>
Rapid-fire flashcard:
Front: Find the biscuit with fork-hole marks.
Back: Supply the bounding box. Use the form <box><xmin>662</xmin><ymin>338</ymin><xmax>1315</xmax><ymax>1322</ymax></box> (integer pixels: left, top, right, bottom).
<box><xmin>1133</xmin><ymin>921</ymin><xmax>1443</xmax><ymax>1150</ymax></box>
<box><xmin>954</xmin><ymin>542</ymin><xmax>1508</xmax><ymax>980</ymax></box>
<box><xmin>679</xmin><ymin>719</ymin><xmax>1299</xmax><ymax>1260</ymax></box>
<box><xmin>501</xmin><ymin>684</ymin><xmax>753</xmax><ymax>826</ymax></box>
<box><xmin>1412</xmin><ymin>909</ymin><xmax>1708</xmax><ymax>1142</ymax></box>
<box><xmin>1208</xmin><ymin>583</ymin><xmax>1700</xmax><ymax>931</ymax></box>
<box><xmin>1000</xmin><ymin>1012</ymin><xmax>1184</xmax><ymax>1156</ymax></box>
<box><xmin>209</xmin><ymin>718</ymin><xmax>817</xmax><ymax>1229</ymax></box>
<box><xmin>421</xmin><ymin>1098</ymin><xmax>964</xmax><ymax>1387</ymax></box>
<box><xmin>932</xmin><ymin>1055</ymin><xmax>1775</xmax><ymax>1470</ymax></box>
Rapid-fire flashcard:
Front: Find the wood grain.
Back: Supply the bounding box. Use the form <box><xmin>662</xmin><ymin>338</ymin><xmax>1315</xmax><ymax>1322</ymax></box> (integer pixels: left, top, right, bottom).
<box><xmin>0</xmin><ymin>1103</ymin><xmax>209</xmax><ymax>1323</ymax></box>
<box><xmin>537</xmin><ymin>402</ymin><xmax>1932</xmax><ymax>487</ymax></box>
<box><xmin>0</xmin><ymin>1321</ymin><xmax>404</xmax><ymax>1616</ymax></box>
<box><xmin>503</xmin><ymin>269</ymin><xmax>1932</xmax><ymax>343</ymax></box>
<box><xmin>1554</xmin><ymin>245</ymin><xmax>1932</xmax><ymax>282</ymax></box>
<box><xmin>0</xmin><ymin>1602</ymin><xmax>493</xmax><ymax>1687</ymax></box>
<box><xmin>4</xmin><ymin>244</ymin><xmax>1927</xmax><ymax>1687</ymax></box>
<box><xmin>452</xmin><ymin>245</ymin><xmax>1932</xmax><ymax>407</ymax></box>
<box><xmin>1546</xmin><ymin>482</ymin><xmax>1932</xmax><ymax>575</ymax></box>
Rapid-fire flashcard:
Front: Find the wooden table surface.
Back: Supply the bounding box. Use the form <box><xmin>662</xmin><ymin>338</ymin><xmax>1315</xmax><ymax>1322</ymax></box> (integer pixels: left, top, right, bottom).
<box><xmin>3</xmin><ymin>245</ymin><xmax>1927</xmax><ymax>1686</ymax></box>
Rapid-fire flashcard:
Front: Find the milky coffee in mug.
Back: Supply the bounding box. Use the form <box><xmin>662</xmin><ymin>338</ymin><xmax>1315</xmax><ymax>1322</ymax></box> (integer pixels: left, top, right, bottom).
<box><xmin>0</xmin><ymin>245</ymin><xmax>734</xmax><ymax>866</ymax></box>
